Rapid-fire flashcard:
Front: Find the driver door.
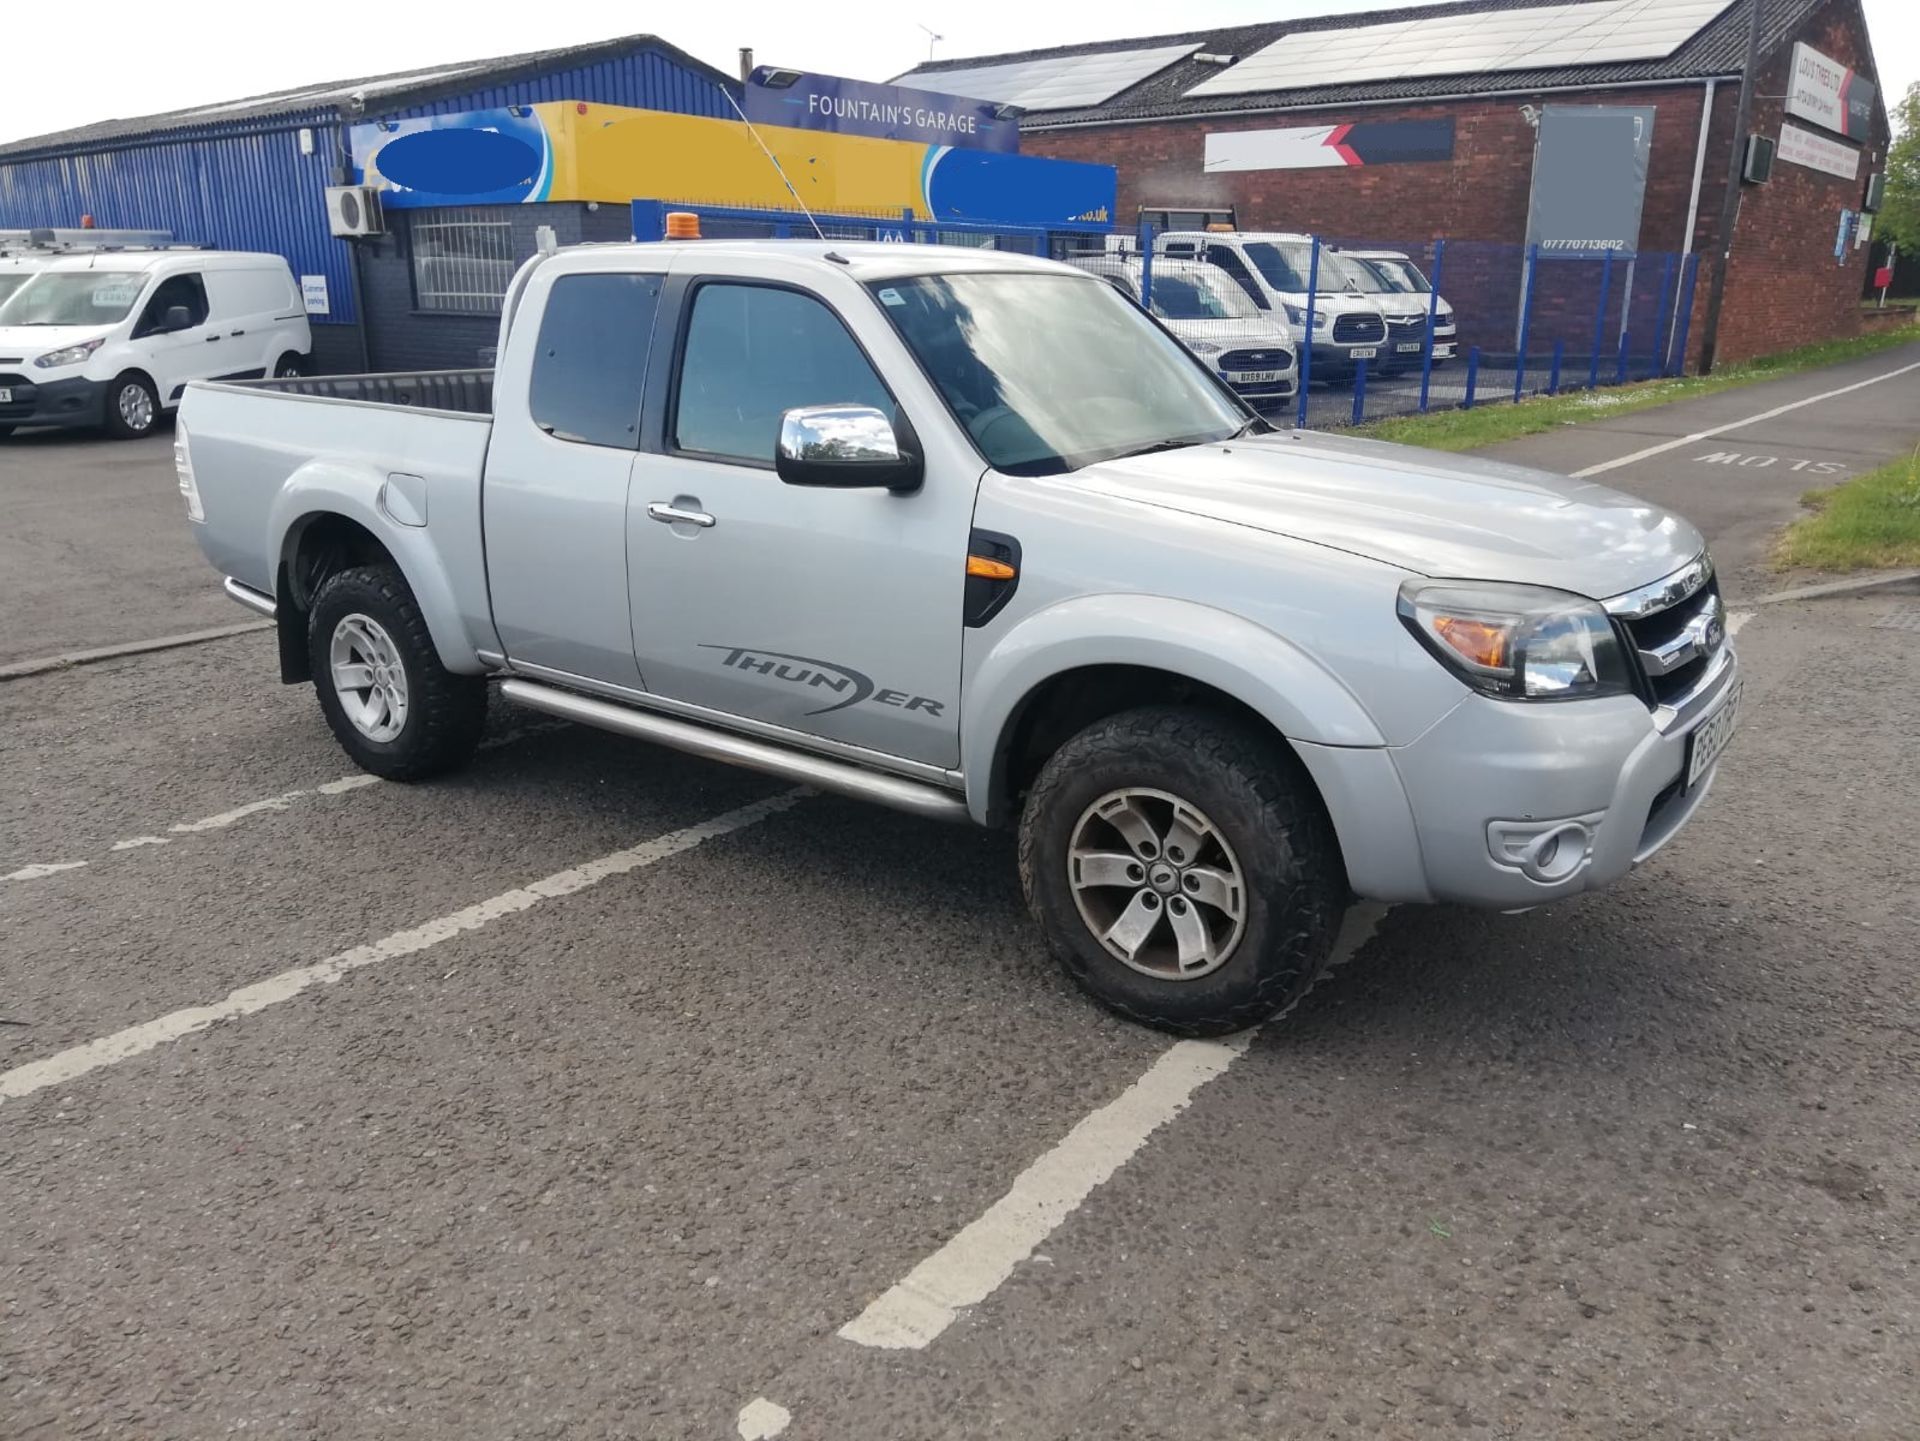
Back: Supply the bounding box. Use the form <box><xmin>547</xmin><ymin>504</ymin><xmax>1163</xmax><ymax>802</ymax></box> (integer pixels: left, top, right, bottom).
<box><xmin>131</xmin><ymin>272</ymin><xmax>218</xmax><ymax>403</ymax></box>
<box><xmin>625</xmin><ymin>267</ymin><xmax>976</xmax><ymax>770</ymax></box>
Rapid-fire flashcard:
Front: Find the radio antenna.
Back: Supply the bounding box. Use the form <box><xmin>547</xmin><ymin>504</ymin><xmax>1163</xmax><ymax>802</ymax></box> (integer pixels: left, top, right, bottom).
<box><xmin>719</xmin><ymin>84</ymin><xmax>827</xmax><ymax>240</ymax></box>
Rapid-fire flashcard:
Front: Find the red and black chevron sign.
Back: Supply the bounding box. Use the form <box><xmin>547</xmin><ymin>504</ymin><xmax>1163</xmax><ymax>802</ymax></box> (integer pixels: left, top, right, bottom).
<box><xmin>1204</xmin><ymin>118</ymin><xmax>1456</xmax><ymax>173</ymax></box>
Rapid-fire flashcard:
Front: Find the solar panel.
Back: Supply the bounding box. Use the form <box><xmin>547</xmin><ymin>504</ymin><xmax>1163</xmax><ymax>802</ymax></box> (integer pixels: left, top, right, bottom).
<box><xmin>896</xmin><ymin>43</ymin><xmax>1201</xmax><ymax>112</ymax></box>
<box><xmin>1185</xmin><ymin>0</ymin><xmax>1734</xmax><ymax>97</ymax></box>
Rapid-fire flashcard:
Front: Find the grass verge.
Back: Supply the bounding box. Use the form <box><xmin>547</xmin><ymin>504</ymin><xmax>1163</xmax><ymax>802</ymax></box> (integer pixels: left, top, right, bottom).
<box><xmin>1350</xmin><ymin>324</ymin><xmax>1920</xmax><ymax>453</ymax></box>
<box><xmin>1773</xmin><ymin>445</ymin><xmax>1920</xmax><ymax>571</ymax></box>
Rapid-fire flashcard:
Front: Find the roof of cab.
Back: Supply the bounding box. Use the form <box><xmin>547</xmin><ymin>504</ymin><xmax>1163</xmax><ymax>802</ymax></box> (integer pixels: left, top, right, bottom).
<box><xmin>555</xmin><ymin>239</ymin><xmax>1089</xmax><ymax>283</ymax></box>
<box><xmin>32</xmin><ymin>250</ymin><xmax>291</xmax><ymax>274</ymax></box>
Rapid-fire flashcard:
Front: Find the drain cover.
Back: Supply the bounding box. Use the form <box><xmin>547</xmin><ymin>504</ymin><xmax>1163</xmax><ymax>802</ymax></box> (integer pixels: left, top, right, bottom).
<box><xmin>1872</xmin><ymin>602</ymin><xmax>1920</xmax><ymax>632</ymax></box>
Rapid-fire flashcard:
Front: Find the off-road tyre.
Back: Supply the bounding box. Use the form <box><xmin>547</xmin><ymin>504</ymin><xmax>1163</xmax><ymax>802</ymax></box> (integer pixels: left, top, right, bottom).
<box><xmin>1019</xmin><ymin>706</ymin><xmax>1347</xmax><ymax>1036</ymax></box>
<box><xmin>308</xmin><ymin>564</ymin><xmax>486</xmax><ymax>781</ymax></box>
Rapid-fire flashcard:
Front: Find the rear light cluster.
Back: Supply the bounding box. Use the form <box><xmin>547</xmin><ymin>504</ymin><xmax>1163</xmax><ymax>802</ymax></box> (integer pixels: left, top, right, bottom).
<box><xmin>175</xmin><ymin>429</ymin><xmax>204</xmax><ymax>522</ymax></box>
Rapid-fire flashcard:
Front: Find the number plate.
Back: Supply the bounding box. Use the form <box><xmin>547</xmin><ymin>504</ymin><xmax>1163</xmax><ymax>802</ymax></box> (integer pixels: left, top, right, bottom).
<box><xmin>1434</xmin><ymin>344</ymin><xmax>1456</xmax><ymax>358</ymax></box>
<box><xmin>1349</xmin><ymin>347</ymin><xmax>1378</xmax><ymax>360</ymax></box>
<box><xmin>1231</xmin><ymin>369</ymin><xmax>1283</xmax><ymax>383</ymax></box>
<box><xmin>1396</xmin><ymin>342</ymin><xmax>1424</xmax><ymax>353</ymax></box>
<box><xmin>1685</xmin><ymin>680</ymin><xmax>1741</xmax><ymax>790</ymax></box>
<box><xmin>0</xmin><ymin>388</ymin><xmax>12</xmax><ymax>404</ymax></box>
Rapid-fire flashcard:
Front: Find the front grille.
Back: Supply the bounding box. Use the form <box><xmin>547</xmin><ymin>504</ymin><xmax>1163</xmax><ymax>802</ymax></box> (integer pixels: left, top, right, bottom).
<box><xmin>1386</xmin><ymin>314</ymin><xmax>1427</xmax><ymax>332</ymax></box>
<box><xmin>1219</xmin><ymin>348</ymin><xmax>1294</xmax><ymax>372</ymax></box>
<box><xmin>1331</xmin><ymin>313</ymin><xmax>1387</xmax><ymax>344</ymax></box>
<box><xmin>1621</xmin><ymin>571</ymin><xmax>1725</xmax><ymax>707</ymax></box>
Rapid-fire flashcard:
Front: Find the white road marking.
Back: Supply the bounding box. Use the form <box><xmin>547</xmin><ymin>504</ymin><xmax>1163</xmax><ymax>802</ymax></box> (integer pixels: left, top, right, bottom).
<box><xmin>1572</xmin><ymin>360</ymin><xmax>1920</xmax><ymax>479</ymax></box>
<box><xmin>736</xmin><ymin>1398</ymin><xmax>792</xmax><ymax>1439</ymax></box>
<box><xmin>2</xmin><ymin>861</ymin><xmax>89</xmax><ymax>882</ymax></box>
<box><xmin>317</xmin><ymin>774</ymin><xmax>381</xmax><ymax>796</ymax></box>
<box><xmin>837</xmin><ymin>904</ymin><xmax>1388</xmax><ymax>1352</ymax></box>
<box><xmin>3</xmin><ymin>718</ymin><xmax>572</xmax><ymax>882</ymax></box>
<box><xmin>170</xmin><ymin>790</ymin><xmax>307</xmax><ymax>833</ymax></box>
<box><xmin>0</xmin><ymin>790</ymin><xmax>804</xmax><ymax>1107</ymax></box>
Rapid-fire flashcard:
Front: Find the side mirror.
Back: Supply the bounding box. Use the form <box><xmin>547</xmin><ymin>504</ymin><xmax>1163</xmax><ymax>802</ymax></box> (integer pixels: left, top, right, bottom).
<box><xmin>162</xmin><ymin>305</ymin><xmax>194</xmax><ymax>333</ymax></box>
<box><xmin>776</xmin><ymin>404</ymin><xmax>922</xmax><ymax>493</ymax></box>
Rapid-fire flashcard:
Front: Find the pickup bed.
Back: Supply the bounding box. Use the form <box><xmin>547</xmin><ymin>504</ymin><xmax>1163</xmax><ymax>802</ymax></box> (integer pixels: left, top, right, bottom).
<box><xmin>179</xmin><ymin>239</ymin><xmax>1740</xmax><ymax>1035</ymax></box>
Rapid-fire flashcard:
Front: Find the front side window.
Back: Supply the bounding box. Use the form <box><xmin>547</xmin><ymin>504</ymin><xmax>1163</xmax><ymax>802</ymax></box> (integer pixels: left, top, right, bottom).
<box><xmin>411</xmin><ymin>208</ymin><xmax>515</xmax><ymax>314</ymax></box>
<box><xmin>873</xmin><ymin>272</ymin><xmax>1243</xmax><ymax>477</ymax></box>
<box><xmin>134</xmin><ymin>274</ymin><xmax>210</xmax><ymax>336</ymax></box>
<box><xmin>0</xmin><ymin>270</ymin><xmax>147</xmax><ymax>326</ymax></box>
<box><xmin>673</xmin><ymin>283</ymin><xmax>892</xmax><ymax>465</ymax></box>
<box><xmin>1205</xmin><ymin>247</ymin><xmax>1270</xmax><ymax>310</ymax></box>
<box><xmin>529</xmin><ymin>273</ymin><xmax>662</xmax><ymax>449</ymax></box>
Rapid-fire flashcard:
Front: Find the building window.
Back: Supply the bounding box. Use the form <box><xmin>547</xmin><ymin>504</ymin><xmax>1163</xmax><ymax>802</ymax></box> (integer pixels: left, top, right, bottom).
<box><xmin>410</xmin><ymin>208</ymin><xmax>515</xmax><ymax>314</ymax></box>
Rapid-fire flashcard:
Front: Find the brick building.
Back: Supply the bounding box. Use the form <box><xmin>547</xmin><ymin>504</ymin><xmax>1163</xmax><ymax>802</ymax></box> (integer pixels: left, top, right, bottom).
<box><xmin>900</xmin><ymin>0</ymin><xmax>1890</xmax><ymax>367</ymax></box>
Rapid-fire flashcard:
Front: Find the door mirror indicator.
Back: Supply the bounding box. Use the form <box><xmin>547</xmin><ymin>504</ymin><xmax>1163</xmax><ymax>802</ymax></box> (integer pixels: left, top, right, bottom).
<box><xmin>775</xmin><ymin>404</ymin><xmax>923</xmax><ymax>493</ymax></box>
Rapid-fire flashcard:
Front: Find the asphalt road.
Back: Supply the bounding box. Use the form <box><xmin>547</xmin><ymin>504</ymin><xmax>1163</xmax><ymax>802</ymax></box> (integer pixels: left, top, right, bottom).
<box><xmin>3</xmin><ymin>354</ymin><xmax>1919</xmax><ymax>1439</ymax></box>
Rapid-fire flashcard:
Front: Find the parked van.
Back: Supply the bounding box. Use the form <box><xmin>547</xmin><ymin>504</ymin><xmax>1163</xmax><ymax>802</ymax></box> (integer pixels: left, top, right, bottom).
<box><xmin>1070</xmin><ymin>253</ymin><xmax>1298</xmax><ymax>414</ymax></box>
<box><xmin>0</xmin><ymin>251</ymin><xmax>310</xmax><ymax>439</ymax></box>
<box><xmin>1337</xmin><ymin>249</ymin><xmax>1458</xmax><ymax>370</ymax></box>
<box><xmin>1159</xmin><ymin>231</ymin><xmax>1390</xmax><ymax>382</ymax></box>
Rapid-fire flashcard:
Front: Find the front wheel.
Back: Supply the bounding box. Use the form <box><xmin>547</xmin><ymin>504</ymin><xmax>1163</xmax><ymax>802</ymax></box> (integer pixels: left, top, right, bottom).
<box><xmin>308</xmin><ymin>564</ymin><xmax>486</xmax><ymax>781</ymax></box>
<box><xmin>1019</xmin><ymin>707</ymin><xmax>1347</xmax><ymax>1036</ymax></box>
<box><xmin>102</xmin><ymin>372</ymin><xmax>160</xmax><ymax>440</ymax></box>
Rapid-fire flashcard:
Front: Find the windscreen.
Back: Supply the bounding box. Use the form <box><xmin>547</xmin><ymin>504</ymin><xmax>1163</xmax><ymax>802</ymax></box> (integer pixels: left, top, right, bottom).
<box><xmin>0</xmin><ymin>271</ymin><xmax>147</xmax><ymax>326</ymax></box>
<box><xmin>1242</xmin><ymin>242</ymin><xmax>1318</xmax><ymax>295</ymax></box>
<box><xmin>0</xmin><ymin>273</ymin><xmax>33</xmax><ymax>308</ymax></box>
<box><xmin>1356</xmin><ymin>256</ymin><xmax>1432</xmax><ymax>294</ymax></box>
<box><xmin>1149</xmin><ymin>269</ymin><xmax>1260</xmax><ymax>321</ymax></box>
<box><xmin>872</xmin><ymin>272</ymin><xmax>1243</xmax><ymax>477</ymax></box>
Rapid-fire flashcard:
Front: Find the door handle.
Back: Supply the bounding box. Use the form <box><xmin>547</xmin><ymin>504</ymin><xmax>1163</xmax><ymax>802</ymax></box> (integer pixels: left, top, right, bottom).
<box><xmin>204</xmin><ymin>335</ymin><xmax>221</xmax><ymax>343</ymax></box>
<box><xmin>230</xmin><ymin>329</ymin><xmax>246</xmax><ymax>338</ymax></box>
<box><xmin>647</xmin><ymin>502</ymin><xmax>715</xmax><ymax>528</ymax></box>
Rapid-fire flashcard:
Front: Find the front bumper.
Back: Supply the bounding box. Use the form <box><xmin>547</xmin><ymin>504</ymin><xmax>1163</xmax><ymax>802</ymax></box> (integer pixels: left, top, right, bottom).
<box><xmin>1298</xmin><ymin>645</ymin><xmax>1739</xmax><ymax>909</ymax></box>
<box><xmin>0</xmin><ymin>373</ymin><xmax>107</xmax><ymax>430</ymax></box>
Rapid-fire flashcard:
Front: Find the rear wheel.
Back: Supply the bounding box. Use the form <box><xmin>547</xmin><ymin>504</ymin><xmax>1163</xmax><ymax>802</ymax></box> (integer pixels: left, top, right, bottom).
<box><xmin>273</xmin><ymin>352</ymin><xmax>306</xmax><ymax>379</ymax></box>
<box><xmin>308</xmin><ymin>564</ymin><xmax>486</xmax><ymax>781</ymax></box>
<box><xmin>102</xmin><ymin>372</ymin><xmax>159</xmax><ymax>440</ymax></box>
<box><xmin>1019</xmin><ymin>706</ymin><xmax>1346</xmax><ymax>1035</ymax></box>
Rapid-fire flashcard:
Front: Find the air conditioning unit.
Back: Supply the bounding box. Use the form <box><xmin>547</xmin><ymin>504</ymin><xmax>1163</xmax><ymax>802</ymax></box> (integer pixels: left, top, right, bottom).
<box><xmin>1742</xmin><ymin>135</ymin><xmax>1775</xmax><ymax>186</ymax></box>
<box><xmin>325</xmin><ymin>186</ymin><xmax>384</xmax><ymax>238</ymax></box>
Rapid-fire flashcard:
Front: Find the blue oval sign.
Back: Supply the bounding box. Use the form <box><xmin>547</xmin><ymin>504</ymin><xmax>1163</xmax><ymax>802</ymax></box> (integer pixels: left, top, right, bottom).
<box><xmin>376</xmin><ymin>128</ymin><xmax>540</xmax><ymax>196</ymax></box>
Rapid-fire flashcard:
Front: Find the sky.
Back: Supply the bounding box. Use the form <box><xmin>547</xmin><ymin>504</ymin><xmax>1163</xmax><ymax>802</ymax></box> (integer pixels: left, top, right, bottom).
<box><xmin>0</xmin><ymin>0</ymin><xmax>1913</xmax><ymax>148</ymax></box>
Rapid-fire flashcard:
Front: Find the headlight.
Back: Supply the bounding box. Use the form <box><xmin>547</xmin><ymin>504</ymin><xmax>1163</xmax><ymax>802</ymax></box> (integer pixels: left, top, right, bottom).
<box><xmin>1435</xmin><ymin>304</ymin><xmax>1455</xmax><ymax>323</ymax></box>
<box><xmin>1397</xmin><ymin>580</ymin><xmax>1632</xmax><ymax>700</ymax></box>
<box><xmin>1185</xmin><ymin>340</ymin><xmax>1224</xmax><ymax>356</ymax></box>
<box><xmin>1281</xmin><ymin>303</ymin><xmax>1331</xmax><ymax>329</ymax></box>
<box><xmin>35</xmin><ymin>337</ymin><xmax>105</xmax><ymax>369</ymax></box>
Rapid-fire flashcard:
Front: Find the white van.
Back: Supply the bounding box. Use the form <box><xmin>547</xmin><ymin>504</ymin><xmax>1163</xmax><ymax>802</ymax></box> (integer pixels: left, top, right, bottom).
<box><xmin>1159</xmin><ymin>231</ymin><xmax>1391</xmax><ymax>383</ymax></box>
<box><xmin>0</xmin><ymin>251</ymin><xmax>310</xmax><ymax>439</ymax></box>
<box><xmin>1069</xmin><ymin>252</ymin><xmax>1298</xmax><ymax>414</ymax></box>
<box><xmin>1336</xmin><ymin>249</ymin><xmax>1458</xmax><ymax>370</ymax></box>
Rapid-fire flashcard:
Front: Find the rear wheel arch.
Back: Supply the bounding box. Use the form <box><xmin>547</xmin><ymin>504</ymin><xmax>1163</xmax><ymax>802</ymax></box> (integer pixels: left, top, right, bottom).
<box><xmin>273</xmin><ymin>513</ymin><xmax>401</xmax><ymax>683</ymax></box>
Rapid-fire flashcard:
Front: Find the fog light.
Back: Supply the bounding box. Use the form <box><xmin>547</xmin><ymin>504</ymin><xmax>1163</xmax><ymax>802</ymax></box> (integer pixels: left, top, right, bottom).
<box><xmin>1488</xmin><ymin>815</ymin><xmax>1601</xmax><ymax>884</ymax></box>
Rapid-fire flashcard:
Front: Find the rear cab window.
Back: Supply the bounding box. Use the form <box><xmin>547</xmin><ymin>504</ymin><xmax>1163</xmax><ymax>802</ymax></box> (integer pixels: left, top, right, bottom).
<box><xmin>528</xmin><ymin>272</ymin><xmax>663</xmax><ymax>449</ymax></box>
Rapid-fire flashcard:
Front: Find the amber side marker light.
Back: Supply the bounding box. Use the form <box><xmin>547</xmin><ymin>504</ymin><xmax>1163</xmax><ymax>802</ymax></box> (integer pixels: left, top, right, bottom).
<box><xmin>966</xmin><ymin>555</ymin><xmax>1018</xmax><ymax>581</ymax></box>
<box><xmin>1431</xmin><ymin>614</ymin><xmax>1511</xmax><ymax>671</ymax></box>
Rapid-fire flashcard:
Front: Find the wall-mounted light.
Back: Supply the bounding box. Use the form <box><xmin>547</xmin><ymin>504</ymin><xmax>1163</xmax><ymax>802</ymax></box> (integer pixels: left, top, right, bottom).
<box><xmin>992</xmin><ymin>103</ymin><xmax>1026</xmax><ymax>121</ymax></box>
<box><xmin>757</xmin><ymin>67</ymin><xmax>804</xmax><ymax>88</ymax></box>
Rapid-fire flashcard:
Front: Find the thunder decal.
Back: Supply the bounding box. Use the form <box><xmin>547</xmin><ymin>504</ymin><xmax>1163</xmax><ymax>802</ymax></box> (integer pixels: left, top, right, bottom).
<box><xmin>1204</xmin><ymin>118</ymin><xmax>1456</xmax><ymax>172</ymax></box>
<box><xmin>700</xmin><ymin>646</ymin><xmax>945</xmax><ymax>718</ymax></box>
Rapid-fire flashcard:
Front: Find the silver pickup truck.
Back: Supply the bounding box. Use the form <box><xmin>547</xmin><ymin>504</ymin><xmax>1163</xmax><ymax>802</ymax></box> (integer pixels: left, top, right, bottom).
<box><xmin>178</xmin><ymin>240</ymin><xmax>1739</xmax><ymax>1035</ymax></box>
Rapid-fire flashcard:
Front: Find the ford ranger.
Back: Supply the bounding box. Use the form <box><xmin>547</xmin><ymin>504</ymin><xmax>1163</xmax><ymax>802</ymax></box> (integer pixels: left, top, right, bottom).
<box><xmin>177</xmin><ymin>239</ymin><xmax>1739</xmax><ymax>1035</ymax></box>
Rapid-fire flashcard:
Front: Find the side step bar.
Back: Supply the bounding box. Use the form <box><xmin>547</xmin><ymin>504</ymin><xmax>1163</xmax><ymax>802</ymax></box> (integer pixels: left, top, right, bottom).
<box><xmin>223</xmin><ymin>577</ymin><xmax>277</xmax><ymax>618</ymax></box>
<box><xmin>498</xmin><ymin>678</ymin><xmax>972</xmax><ymax>825</ymax></box>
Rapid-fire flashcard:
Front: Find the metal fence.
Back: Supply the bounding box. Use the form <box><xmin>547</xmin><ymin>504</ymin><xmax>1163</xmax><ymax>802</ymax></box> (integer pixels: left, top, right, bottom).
<box><xmin>630</xmin><ymin>201</ymin><xmax>1702</xmax><ymax>431</ymax></box>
